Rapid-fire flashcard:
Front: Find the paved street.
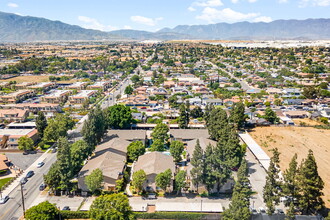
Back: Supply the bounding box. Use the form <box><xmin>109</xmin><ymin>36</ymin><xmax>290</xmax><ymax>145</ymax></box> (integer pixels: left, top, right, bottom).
<box><xmin>0</xmin><ymin>152</ymin><xmax>57</xmax><ymax>220</ymax></box>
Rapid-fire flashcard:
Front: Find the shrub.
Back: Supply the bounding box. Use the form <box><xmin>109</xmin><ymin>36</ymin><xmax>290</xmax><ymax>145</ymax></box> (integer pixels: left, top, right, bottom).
<box><xmin>134</xmin><ymin>212</ymin><xmax>207</xmax><ymax>219</ymax></box>
<box><xmin>59</xmin><ymin>211</ymin><xmax>89</xmax><ymax>219</ymax></box>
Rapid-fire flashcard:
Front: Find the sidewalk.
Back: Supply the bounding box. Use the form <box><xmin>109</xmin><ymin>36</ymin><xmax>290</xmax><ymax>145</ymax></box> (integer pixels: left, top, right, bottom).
<box><xmin>1</xmin><ymin>149</ymin><xmax>51</xmax><ymax>197</ymax></box>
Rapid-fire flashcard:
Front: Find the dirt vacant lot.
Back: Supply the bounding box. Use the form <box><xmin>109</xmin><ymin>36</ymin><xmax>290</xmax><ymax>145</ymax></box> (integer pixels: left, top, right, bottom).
<box><xmin>249</xmin><ymin>126</ymin><xmax>330</xmax><ymax>206</ymax></box>
<box><xmin>0</xmin><ymin>75</ymin><xmax>78</xmax><ymax>84</ymax></box>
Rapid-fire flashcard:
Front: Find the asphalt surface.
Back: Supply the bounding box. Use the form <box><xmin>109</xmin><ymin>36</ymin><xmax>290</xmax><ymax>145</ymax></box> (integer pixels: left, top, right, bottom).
<box><xmin>6</xmin><ymin>153</ymin><xmax>43</xmax><ymax>170</ymax></box>
<box><xmin>0</xmin><ymin>152</ymin><xmax>57</xmax><ymax>220</ymax></box>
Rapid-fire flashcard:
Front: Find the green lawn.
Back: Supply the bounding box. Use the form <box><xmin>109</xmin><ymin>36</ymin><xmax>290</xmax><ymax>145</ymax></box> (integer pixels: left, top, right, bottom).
<box><xmin>0</xmin><ymin>177</ymin><xmax>13</xmax><ymax>189</ymax></box>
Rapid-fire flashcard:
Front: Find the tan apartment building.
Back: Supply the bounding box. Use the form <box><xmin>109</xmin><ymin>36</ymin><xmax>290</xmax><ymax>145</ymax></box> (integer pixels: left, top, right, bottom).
<box><xmin>29</xmin><ymin>82</ymin><xmax>57</xmax><ymax>92</ymax></box>
<box><xmin>69</xmin><ymin>90</ymin><xmax>97</xmax><ymax>104</ymax></box>
<box><xmin>0</xmin><ymin>109</ymin><xmax>29</xmax><ymax>122</ymax></box>
<box><xmin>42</xmin><ymin>90</ymin><xmax>72</xmax><ymax>104</ymax></box>
<box><xmin>0</xmin><ymin>103</ymin><xmax>62</xmax><ymax>117</ymax></box>
<box><xmin>0</xmin><ymin>90</ymin><xmax>36</xmax><ymax>104</ymax></box>
<box><xmin>0</xmin><ymin>128</ymin><xmax>39</xmax><ymax>149</ymax></box>
<box><xmin>15</xmin><ymin>82</ymin><xmax>37</xmax><ymax>89</ymax></box>
<box><xmin>65</xmin><ymin>82</ymin><xmax>89</xmax><ymax>90</ymax></box>
<box><xmin>88</xmin><ymin>81</ymin><xmax>111</xmax><ymax>91</ymax></box>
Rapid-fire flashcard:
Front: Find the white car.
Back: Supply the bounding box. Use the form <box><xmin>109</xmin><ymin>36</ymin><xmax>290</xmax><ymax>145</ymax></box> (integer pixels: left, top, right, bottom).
<box><xmin>258</xmin><ymin>207</ymin><xmax>266</xmax><ymax>214</ymax></box>
<box><xmin>0</xmin><ymin>196</ymin><xmax>9</xmax><ymax>204</ymax></box>
<box><xmin>37</xmin><ymin>161</ymin><xmax>45</xmax><ymax>168</ymax></box>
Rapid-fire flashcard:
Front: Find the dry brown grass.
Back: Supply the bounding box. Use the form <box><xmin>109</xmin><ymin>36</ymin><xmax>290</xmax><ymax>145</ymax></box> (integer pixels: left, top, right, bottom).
<box><xmin>0</xmin><ymin>75</ymin><xmax>77</xmax><ymax>84</ymax></box>
<box><xmin>249</xmin><ymin>126</ymin><xmax>330</xmax><ymax>207</ymax></box>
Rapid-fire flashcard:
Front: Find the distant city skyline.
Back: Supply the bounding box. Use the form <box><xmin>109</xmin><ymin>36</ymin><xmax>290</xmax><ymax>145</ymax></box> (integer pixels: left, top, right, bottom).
<box><xmin>2</xmin><ymin>0</ymin><xmax>330</xmax><ymax>32</ymax></box>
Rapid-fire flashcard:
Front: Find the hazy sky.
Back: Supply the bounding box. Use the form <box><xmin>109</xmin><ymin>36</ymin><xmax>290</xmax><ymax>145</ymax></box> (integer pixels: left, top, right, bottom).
<box><xmin>2</xmin><ymin>0</ymin><xmax>330</xmax><ymax>32</ymax></box>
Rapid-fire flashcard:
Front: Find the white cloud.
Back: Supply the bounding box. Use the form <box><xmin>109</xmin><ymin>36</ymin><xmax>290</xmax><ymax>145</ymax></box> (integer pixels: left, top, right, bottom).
<box><xmin>78</xmin><ymin>16</ymin><xmax>117</xmax><ymax>31</ymax></box>
<box><xmin>254</xmin><ymin>16</ymin><xmax>273</xmax><ymax>22</ymax></box>
<box><xmin>7</xmin><ymin>3</ymin><xmax>18</xmax><ymax>8</ymax></box>
<box><xmin>123</xmin><ymin>25</ymin><xmax>132</xmax><ymax>29</ymax></box>
<box><xmin>278</xmin><ymin>0</ymin><xmax>288</xmax><ymax>3</ymax></box>
<box><xmin>188</xmin><ymin>6</ymin><xmax>197</xmax><ymax>11</ymax></box>
<box><xmin>299</xmin><ymin>0</ymin><xmax>330</xmax><ymax>7</ymax></box>
<box><xmin>231</xmin><ymin>0</ymin><xmax>239</xmax><ymax>3</ymax></box>
<box><xmin>247</xmin><ymin>0</ymin><xmax>258</xmax><ymax>2</ymax></box>
<box><xmin>196</xmin><ymin>7</ymin><xmax>259</xmax><ymax>23</ymax></box>
<box><xmin>130</xmin><ymin>16</ymin><xmax>163</xmax><ymax>26</ymax></box>
<box><xmin>194</xmin><ymin>0</ymin><xmax>223</xmax><ymax>7</ymax></box>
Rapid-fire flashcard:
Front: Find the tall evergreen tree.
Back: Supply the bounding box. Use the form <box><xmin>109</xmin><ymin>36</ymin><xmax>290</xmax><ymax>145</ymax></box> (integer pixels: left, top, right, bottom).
<box><xmin>206</xmin><ymin>107</ymin><xmax>230</xmax><ymax>141</ymax></box>
<box><xmin>263</xmin><ymin>148</ymin><xmax>281</xmax><ymax>215</ymax></box>
<box><xmin>178</xmin><ymin>103</ymin><xmax>189</xmax><ymax>129</ymax></box>
<box><xmin>229</xmin><ymin>102</ymin><xmax>246</xmax><ymax>129</ymax></box>
<box><xmin>190</xmin><ymin>139</ymin><xmax>204</xmax><ymax>192</ymax></box>
<box><xmin>82</xmin><ymin>111</ymin><xmax>98</xmax><ymax>149</ymax></box>
<box><xmin>94</xmin><ymin>105</ymin><xmax>106</xmax><ymax>143</ymax></box>
<box><xmin>203</xmin><ymin>144</ymin><xmax>216</xmax><ymax>193</ymax></box>
<box><xmin>222</xmin><ymin>160</ymin><xmax>251</xmax><ymax>220</ymax></box>
<box><xmin>56</xmin><ymin>137</ymin><xmax>73</xmax><ymax>191</ymax></box>
<box><xmin>297</xmin><ymin>149</ymin><xmax>324</xmax><ymax>215</ymax></box>
<box><xmin>283</xmin><ymin>153</ymin><xmax>298</xmax><ymax>207</ymax></box>
<box><xmin>36</xmin><ymin>111</ymin><xmax>47</xmax><ymax>138</ymax></box>
<box><xmin>213</xmin><ymin>142</ymin><xmax>232</xmax><ymax>193</ymax></box>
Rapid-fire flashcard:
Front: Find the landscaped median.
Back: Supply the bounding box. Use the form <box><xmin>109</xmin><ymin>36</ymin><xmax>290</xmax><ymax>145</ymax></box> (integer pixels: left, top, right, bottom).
<box><xmin>58</xmin><ymin>211</ymin><xmax>217</xmax><ymax>219</ymax></box>
<box><xmin>0</xmin><ymin>177</ymin><xmax>13</xmax><ymax>189</ymax></box>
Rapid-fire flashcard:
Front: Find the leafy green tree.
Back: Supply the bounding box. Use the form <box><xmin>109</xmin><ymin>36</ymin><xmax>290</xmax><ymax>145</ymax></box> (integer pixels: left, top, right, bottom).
<box><xmin>94</xmin><ymin>106</ymin><xmax>106</xmax><ymax>143</ymax></box>
<box><xmin>222</xmin><ymin>160</ymin><xmax>251</xmax><ymax>220</ymax></box>
<box><xmin>155</xmin><ymin>169</ymin><xmax>172</xmax><ymax>193</ymax></box>
<box><xmin>106</xmin><ymin>104</ymin><xmax>133</xmax><ymax>129</ymax></box>
<box><xmin>25</xmin><ymin>201</ymin><xmax>59</xmax><ymax>220</ymax></box>
<box><xmin>170</xmin><ymin>141</ymin><xmax>184</xmax><ymax>162</ymax></box>
<box><xmin>71</xmin><ymin>140</ymin><xmax>90</xmax><ymax>173</ymax></box>
<box><xmin>229</xmin><ymin>102</ymin><xmax>245</xmax><ymax>129</ymax></box>
<box><xmin>178</xmin><ymin>103</ymin><xmax>189</xmax><ymax>129</ymax></box>
<box><xmin>86</xmin><ymin>168</ymin><xmax>103</xmax><ymax>193</ymax></box>
<box><xmin>190</xmin><ymin>106</ymin><xmax>203</xmax><ymax>119</ymax></box>
<box><xmin>297</xmin><ymin>149</ymin><xmax>324</xmax><ymax>215</ymax></box>
<box><xmin>175</xmin><ymin>170</ymin><xmax>186</xmax><ymax>195</ymax></box>
<box><xmin>132</xmin><ymin>170</ymin><xmax>146</xmax><ymax>193</ymax></box>
<box><xmin>89</xmin><ymin>194</ymin><xmax>134</xmax><ymax>220</ymax></box>
<box><xmin>18</xmin><ymin>135</ymin><xmax>34</xmax><ymax>151</ymax></box>
<box><xmin>263</xmin><ymin>107</ymin><xmax>279</xmax><ymax>124</ymax></box>
<box><xmin>82</xmin><ymin>113</ymin><xmax>98</xmax><ymax>149</ymax></box>
<box><xmin>43</xmin><ymin>114</ymin><xmax>74</xmax><ymax>142</ymax></box>
<box><xmin>206</xmin><ymin>107</ymin><xmax>230</xmax><ymax>142</ymax></box>
<box><xmin>221</xmin><ymin>130</ymin><xmax>243</xmax><ymax>169</ymax></box>
<box><xmin>150</xmin><ymin>138</ymin><xmax>165</xmax><ymax>152</ymax></box>
<box><xmin>190</xmin><ymin>139</ymin><xmax>204</xmax><ymax>192</ymax></box>
<box><xmin>44</xmin><ymin>163</ymin><xmax>61</xmax><ymax>189</ymax></box>
<box><xmin>127</xmin><ymin>141</ymin><xmax>145</xmax><ymax>161</ymax></box>
<box><xmin>124</xmin><ymin>85</ymin><xmax>134</xmax><ymax>95</ymax></box>
<box><xmin>151</xmin><ymin>122</ymin><xmax>169</xmax><ymax>142</ymax></box>
<box><xmin>263</xmin><ymin>148</ymin><xmax>281</xmax><ymax>215</ymax></box>
<box><xmin>302</xmin><ymin>86</ymin><xmax>319</xmax><ymax>99</ymax></box>
<box><xmin>36</xmin><ymin>111</ymin><xmax>47</xmax><ymax>138</ymax></box>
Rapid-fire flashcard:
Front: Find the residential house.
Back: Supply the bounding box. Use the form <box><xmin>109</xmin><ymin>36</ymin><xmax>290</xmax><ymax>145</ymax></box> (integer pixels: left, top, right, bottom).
<box><xmin>42</xmin><ymin>90</ymin><xmax>72</xmax><ymax>104</ymax></box>
<box><xmin>69</xmin><ymin>90</ymin><xmax>98</xmax><ymax>104</ymax></box>
<box><xmin>0</xmin><ymin>90</ymin><xmax>36</xmax><ymax>104</ymax></box>
<box><xmin>282</xmin><ymin>88</ymin><xmax>302</xmax><ymax>98</ymax></box>
<box><xmin>320</xmin><ymin>108</ymin><xmax>330</xmax><ymax>119</ymax></box>
<box><xmin>106</xmin><ymin>130</ymin><xmax>147</xmax><ymax>145</ymax></box>
<box><xmin>170</xmin><ymin>129</ymin><xmax>209</xmax><ymax>143</ymax></box>
<box><xmin>0</xmin><ymin>103</ymin><xmax>62</xmax><ymax>117</ymax></box>
<box><xmin>204</xmin><ymin>99</ymin><xmax>223</xmax><ymax>106</ymax></box>
<box><xmin>78</xmin><ymin>137</ymin><xmax>130</xmax><ymax>191</ymax></box>
<box><xmin>133</xmin><ymin>152</ymin><xmax>176</xmax><ymax>192</ymax></box>
<box><xmin>15</xmin><ymin>82</ymin><xmax>37</xmax><ymax>89</ymax></box>
<box><xmin>0</xmin><ymin>109</ymin><xmax>28</xmax><ymax>122</ymax></box>
<box><xmin>284</xmin><ymin>111</ymin><xmax>309</xmax><ymax>119</ymax></box>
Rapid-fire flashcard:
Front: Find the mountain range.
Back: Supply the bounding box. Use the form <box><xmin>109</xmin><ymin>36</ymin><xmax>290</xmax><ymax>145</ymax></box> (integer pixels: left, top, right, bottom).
<box><xmin>0</xmin><ymin>11</ymin><xmax>330</xmax><ymax>42</ymax></box>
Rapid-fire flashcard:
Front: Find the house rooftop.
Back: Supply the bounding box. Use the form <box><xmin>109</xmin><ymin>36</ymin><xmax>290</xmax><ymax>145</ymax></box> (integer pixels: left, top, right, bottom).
<box><xmin>134</xmin><ymin>151</ymin><xmax>175</xmax><ymax>175</ymax></box>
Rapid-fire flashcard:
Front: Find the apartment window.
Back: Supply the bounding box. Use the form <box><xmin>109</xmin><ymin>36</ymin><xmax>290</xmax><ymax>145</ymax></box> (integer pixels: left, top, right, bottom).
<box><xmin>10</xmin><ymin>138</ymin><xmax>15</xmax><ymax>142</ymax></box>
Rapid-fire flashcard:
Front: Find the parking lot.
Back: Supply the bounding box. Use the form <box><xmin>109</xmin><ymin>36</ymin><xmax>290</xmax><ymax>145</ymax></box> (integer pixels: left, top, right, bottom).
<box><xmin>6</xmin><ymin>152</ymin><xmax>43</xmax><ymax>170</ymax></box>
<box><xmin>29</xmin><ymin>194</ymin><xmax>85</xmax><ymax>211</ymax></box>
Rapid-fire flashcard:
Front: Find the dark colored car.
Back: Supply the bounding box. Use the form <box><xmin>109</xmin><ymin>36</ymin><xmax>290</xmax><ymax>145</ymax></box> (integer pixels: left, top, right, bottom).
<box><xmin>39</xmin><ymin>184</ymin><xmax>46</xmax><ymax>191</ymax></box>
<box><xmin>62</xmin><ymin>206</ymin><xmax>70</xmax><ymax>210</ymax></box>
<box><xmin>26</xmin><ymin>171</ymin><xmax>34</xmax><ymax>178</ymax></box>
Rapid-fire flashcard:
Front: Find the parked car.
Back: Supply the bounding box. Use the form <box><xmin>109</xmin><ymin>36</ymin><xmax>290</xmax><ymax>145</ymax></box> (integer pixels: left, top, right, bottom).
<box><xmin>39</xmin><ymin>184</ymin><xmax>46</xmax><ymax>191</ymax></box>
<box><xmin>147</xmin><ymin>193</ymin><xmax>157</xmax><ymax>200</ymax></box>
<box><xmin>26</xmin><ymin>171</ymin><xmax>34</xmax><ymax>178</ymax></box>
<box><xmin>258</xmin><ymin>207</ymin><xmax>266</xmax><ymax>214</ymax></box>
<box><xmin>37</xmin><ymin>161</ymin><xmax>44</xmax><ymax>168</ymax></box>
<box><xmin>0</xmin><ymin>196</ymin><xmax>9</xmax><ymax>204</ymax></box>
<box><xmin>20</xmin><ymin>177</ymin><xmax>28</xmax><ymax>184</ymax></box>
<box><xmin>250</xmin><ymin>208</ymin><xmax>258</xmax><ymax>215</ymax></box>
<box><xmin>62</xmin><ymin>206</ymin><xmax>70</xmax><ymax>210</ymax></box>
<box><xmin>276</xmin><ymin>208</ymin><xmax>285</xmax><ymax>214</ymax></box>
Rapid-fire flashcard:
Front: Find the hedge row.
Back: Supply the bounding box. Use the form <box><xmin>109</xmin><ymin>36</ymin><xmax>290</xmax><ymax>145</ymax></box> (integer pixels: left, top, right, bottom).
<box><xmin>59</xmin><ymin>210</ymin><xmax>89</xmax><ymax>219</ymax></box>
<box><xmin>134</xmin><ymin>212</ymin><xmax>208</xmax><ymax>219</ymax></box>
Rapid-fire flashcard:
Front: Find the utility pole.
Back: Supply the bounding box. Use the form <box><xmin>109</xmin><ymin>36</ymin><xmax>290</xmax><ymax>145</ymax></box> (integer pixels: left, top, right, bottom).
<box><xmin>20</xmin><ymin>182</ymin><xmax>26</xmax><ymax>218</ymax></box>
